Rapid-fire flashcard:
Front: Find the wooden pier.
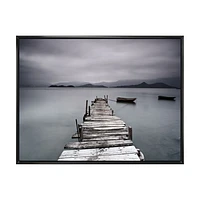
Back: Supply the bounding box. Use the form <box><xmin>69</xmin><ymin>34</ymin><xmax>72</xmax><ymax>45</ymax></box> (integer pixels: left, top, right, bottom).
<box><xmin>58</xmin><ymin>96</ymin><xmax>144</xmax><ymax>161</ymax></box>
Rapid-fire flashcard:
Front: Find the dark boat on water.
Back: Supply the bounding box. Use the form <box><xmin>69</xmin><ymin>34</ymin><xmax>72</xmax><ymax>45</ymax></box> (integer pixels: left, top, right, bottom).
<box><xmin>116</xmin><ymin>97</ymin><xmax>137</xmax><ymax>103</ymax></box>
<box><xmin>158</xmin><ymin>96</ymin><xmax>176</xmax><ymax>101</ymax></box>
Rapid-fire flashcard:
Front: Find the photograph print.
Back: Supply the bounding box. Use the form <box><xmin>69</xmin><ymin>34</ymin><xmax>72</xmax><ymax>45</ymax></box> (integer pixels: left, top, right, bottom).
<box><xmin>17</xmin><ymin>36</ymin><xmax>183</xmax><ymax>163</ymax></box>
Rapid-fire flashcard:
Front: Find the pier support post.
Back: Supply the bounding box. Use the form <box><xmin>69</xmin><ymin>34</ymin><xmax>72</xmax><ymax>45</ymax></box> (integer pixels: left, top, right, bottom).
<box><xmin>79</xmin><ymin>126</ymin><xmax>83</xmax><ymax>142</ymax></box>
<box><xmin>85</xmin><ymin>100</ymin><xmax>88</xmax><ymax>115</ymax></box>
<box><xmin>128</xmin><ymin>126</ymin><xmax>133</xmax><ymax>141</ymax></box>
<box><xmin>105</xmin><ymin>95</ymin><xmax>108</xmax><ymax>103</ymax></box>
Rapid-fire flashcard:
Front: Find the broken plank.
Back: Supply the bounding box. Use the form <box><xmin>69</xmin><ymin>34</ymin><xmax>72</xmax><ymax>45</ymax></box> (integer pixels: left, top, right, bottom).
<box><xmin>72</xmin><ymin>133</ymin><xmax>80</xmax><ymax>139</ymax></box>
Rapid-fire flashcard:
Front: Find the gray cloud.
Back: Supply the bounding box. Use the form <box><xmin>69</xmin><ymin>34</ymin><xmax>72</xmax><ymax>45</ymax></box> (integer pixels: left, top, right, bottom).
<box><xmin>19</xmin><ymin>38</ymin><xmax>181</xmax><ymax>86</ymax></box>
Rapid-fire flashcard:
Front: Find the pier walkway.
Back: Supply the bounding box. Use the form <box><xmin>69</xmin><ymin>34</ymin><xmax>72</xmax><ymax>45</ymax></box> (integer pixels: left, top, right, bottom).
<box><xmin>58</xmin><ymin>97</ymin><xmax>144</xmax><ymax>161</ymax></box>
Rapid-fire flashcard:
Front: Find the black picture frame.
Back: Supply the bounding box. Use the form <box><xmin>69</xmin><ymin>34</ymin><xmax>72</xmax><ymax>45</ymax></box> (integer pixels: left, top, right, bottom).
<box><xmin>16</xmin><ymin>35</ymin><xmax>184</xmax><ymax>164</ymax></box>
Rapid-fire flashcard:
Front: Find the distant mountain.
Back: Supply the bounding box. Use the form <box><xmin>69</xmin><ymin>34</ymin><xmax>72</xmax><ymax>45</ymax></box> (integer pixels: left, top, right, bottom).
<box><xmin>115</xmin><ymin>82</ymin><xmax>176</xmax><ymax>88</ymax></box>
<box><xmin>49</xmin><ymin>83</ymin><xmax>107</xmax><ymax>88</ymax></box>
<box><xmin>48</xmin><ymin>81</ymin><xmax>177</xmax><ymax>88</ymax></box>
<box><xmin>49</xmin><ymin>84</ymin><xmax>74</xmax><ymax>87</ymax></box>
<box><xmin>53</xmin><ymin>81</ymin><xmax>90</xmax><ymax>87</ymax></box>
<box><xmin>93</xmin><ymin>77</ymin><xmax>180</xmax><ymax>88</ymax></box>
<box><xmin>78</xmin><ymin>83</ymin><xmax>107</xmax><ymax>88</ymax></box>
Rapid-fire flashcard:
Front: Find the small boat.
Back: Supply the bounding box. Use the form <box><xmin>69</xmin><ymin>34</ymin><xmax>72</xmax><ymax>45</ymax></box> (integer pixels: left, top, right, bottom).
<box><xmin>116</xmin><ymin>97</ymin><xmax>136</xmax><ymax>103</ymax></box>
<box><xmin>158</xmin><ymin>95</ymin><xmax>176</xmax><ymax>100</ymax></box>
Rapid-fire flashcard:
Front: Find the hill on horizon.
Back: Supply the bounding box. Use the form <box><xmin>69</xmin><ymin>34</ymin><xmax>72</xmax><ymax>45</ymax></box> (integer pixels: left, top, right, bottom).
<box><xmin>48</xmin><ymin>81</ymin><xmax>177</xmax><ymax>89</ymax></box>
<box><xmin>77</xmin><ymin>83</ymin><xmax>107</xmax><ymax>88</ymax></box>
<box><xmin>114</xmin><ymin>82</ymin><xmax>176</xmax><ymax>88</ymax></box>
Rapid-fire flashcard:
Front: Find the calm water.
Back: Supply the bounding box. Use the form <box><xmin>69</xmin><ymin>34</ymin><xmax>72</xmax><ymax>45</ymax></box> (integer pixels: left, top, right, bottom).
<box><xmin>19</xmin><ymin>87</ymin><xmax>181</xmax><ymax>161</ymax></box>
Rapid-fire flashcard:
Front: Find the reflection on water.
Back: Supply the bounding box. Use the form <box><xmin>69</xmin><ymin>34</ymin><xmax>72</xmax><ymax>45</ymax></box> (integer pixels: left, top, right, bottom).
<box><xmin>19</xmin><ymin>87</ymin><xmax>181</xmax><ymax>161</ymax></box>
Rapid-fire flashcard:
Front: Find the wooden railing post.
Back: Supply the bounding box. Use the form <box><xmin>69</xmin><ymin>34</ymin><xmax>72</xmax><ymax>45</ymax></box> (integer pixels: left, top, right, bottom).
<box><xmin>85</xmin><ymin>100</ymin><xmax>88</xmax><ymax>115</ymax></box>
<box><xmin>128</xmin><ymin>126</ymin><xmax>133</xmax><ymax>141</ymax></box>
<box><xmin>88</xmin><ymin>106</ymin><xmax>91</xmax><ymax>116</ymax></box>
<box><xmin>75</xmin><ymin>119</ymin><xmax>78</xmax><ymax>133</ymax></box>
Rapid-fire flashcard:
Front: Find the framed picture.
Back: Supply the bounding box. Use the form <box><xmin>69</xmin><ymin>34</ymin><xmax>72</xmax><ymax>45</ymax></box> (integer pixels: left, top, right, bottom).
<box><xmin>16</xmin><ymin>36</ymin><xmax>184</xmax><ymax>164</ymax></box>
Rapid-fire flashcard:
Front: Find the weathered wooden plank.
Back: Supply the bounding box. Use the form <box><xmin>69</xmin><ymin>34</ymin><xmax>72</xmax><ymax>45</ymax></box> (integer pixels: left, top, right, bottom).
<box><xmin>92</xmin><ymin>108</ymin><xmax>111</xmax><ymax>110</ymax></box>
<box><xmin>91</xmin><ymin>111</ymin><xmax>112</xmax><ymax>113</ymax></box>
<box><xmin>82</xmin><ymin>121</ymin><xmax>125</xmax><ymax>124</ymax></box>
<box><xmin>90</xmin><ymin>127</ymin><xmax>127</xmax><ymax>130</ymax></box>
<box><xmin>83</xmin><ymin>120</ymin><xmax>125</xmax><ymax>123</ymax></box>
<box><xmin>91</xmin><ymin>113</ymin><xmax>112</xmax><ymax>116</ymax></box>
<box><xmin>91</xmin><ymin>114</ymin><xmax>112</xmax><ymax>116</ymax></box>
<box><xmin>84</xmin><ymin>122</ymin><xmax>125</xmax><ymax>126</ymax></box>
<box><xmin>59</xmin><ymin>146</ymin><xmax>138</xmax><ymax>159</ymax></box>
<box><xmin>58</xmin><ymin>153</ymin><xmax>140</xmax><ymax>161</ymax></box>
<box><xmin>92</xmin><ymin>105</ymin><xmax>108</xmax><ymax>107</ymax></box>
<box><xmin>91</xmin><ymin>107</ymin><xmax>109</xmax><ymax>109</ymax></box>
<box><xmin>59</xmin><ymin>148</ymin><xmax>97</xmax><ymax>158</ymax></box>
<box><xmin>82</xmin><ymin>129</ymin><xmax>128</xmax><ymax>134</ymax></box>
<box><xmin>91</xmin><ymin>112</ymin><xmax>112</xmax><ymax>114</ymax></box>
<box><xmin>91</xmin><ymin>109</ymin><xmax>111</xmax><ymax>111</ymax></box>
<box><xmin>83</xmin><ymin>126</ymin><xmax>126</xmax><ymax>129</ymax></box>
<box><xmin>82</xmin><ymin>135</ymin><xmax>128</xmax><ymax>141</ymax></box>
<box><xmin>82</xmin><ymin>124</ymin><xmax>126</xmax><ymax>127</ymax></box>
<box><xmin>84</xmin><ymin>119</ymin><xmax>122</xmax><ymax>122</ymax></box>
<box><xmin>85</xmin><ymin>119</ymin><xmax>121</xmax><ymax>122</ymax></box>
<box><xmin>85</xmin><ymin>116</ymin><xmax>122</xmax><ymax>122</ymax></box>
<box><xmin>86</xmin><ymin>116</ymin><xmax>120</xmax><ymax>119</ymax></box>
<box><xmin>92</xmin><ymin>116</ymin><xmax>120</xmax><ymax>119</ymax></box>
<box><xmin>91</xmin><ymin>111</ymin><xmax>111</xmax><ymax>113</ymax></box>
<box><xmin>82</xmin><ymin>126</ymin><xmax>126</xmax><ymax>129</ymax></box>
<box><xmin>64</xmin><ymin>139</ymin><xmax>133</xmax><ymax>149</ymax></box>
<box><xmin>82</xmin><ymin>132</ymin><xmax>128</xmax><ymax>138</ymax></box>
<box><xmin>91</xmin><ymin>110</ymin><xmax>111</xmax><ymax>111</ymax></box>
<box><xmin>82</xmin><ymin>129</ymin><xmax>127</xmax><ymax>134</ymax></box>
<box><xmin>91</xmin><ymin>109</ymin><xmax>110</xmax><ymax>111</ymax></box>
<box><xmin>92</xmin><ymin>106</ymin><xmax>110</xmax><ymax>108</ymax></box>
<box><xmin>82</xmin><ymin>125</ymin><xmax>127</xmax><ymax>130</ymax></box>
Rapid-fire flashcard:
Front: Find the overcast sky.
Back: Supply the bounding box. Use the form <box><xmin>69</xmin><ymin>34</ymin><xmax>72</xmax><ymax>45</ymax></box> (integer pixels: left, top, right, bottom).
<box><xmin>19</xmin><ymin>38</ymin><xmax>181</xmax><ymax>86</ymax></box>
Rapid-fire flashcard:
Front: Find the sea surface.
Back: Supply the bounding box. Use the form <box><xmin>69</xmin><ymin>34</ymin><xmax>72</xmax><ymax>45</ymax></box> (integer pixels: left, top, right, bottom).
<box><xmin>19</xmin><ymin>87</ymin><xmax>181</xmax><ymax>161</ymax></box>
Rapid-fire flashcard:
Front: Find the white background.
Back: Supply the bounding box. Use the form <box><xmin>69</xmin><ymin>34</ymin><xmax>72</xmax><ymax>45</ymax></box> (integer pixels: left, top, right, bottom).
<box><xmin>0</xmin><ymin>0</ymin><xmax>200</xmax><ymax>200</ymax></box>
